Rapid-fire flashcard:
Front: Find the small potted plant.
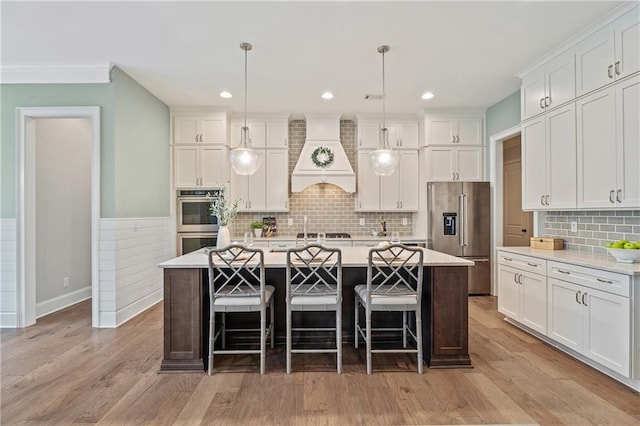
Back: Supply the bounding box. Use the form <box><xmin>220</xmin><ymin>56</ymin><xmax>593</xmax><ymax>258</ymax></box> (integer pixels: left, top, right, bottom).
<box><xmin>250</xmin><ymin>221</ymin><xmax>264</xmax><ymax>238</ymax></box>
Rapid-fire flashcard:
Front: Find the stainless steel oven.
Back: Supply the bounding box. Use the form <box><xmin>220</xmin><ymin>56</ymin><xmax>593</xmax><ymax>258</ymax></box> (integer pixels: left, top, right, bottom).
<box><xmin>177</xmin><ymin>189</ymin><xmax>220</xmax><ymax>233</ymax></box>
<box><xmin>177</xmin><ymin>233</ymin><xmax>218</xmax><ymax>255</ymax></box>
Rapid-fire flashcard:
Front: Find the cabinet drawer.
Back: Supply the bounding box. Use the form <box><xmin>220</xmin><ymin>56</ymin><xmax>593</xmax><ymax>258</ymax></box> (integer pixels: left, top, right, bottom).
<box><xmin>497</xmin><ymin>251</ymin><xmax>546</xmax><ymax>275</ymax></box>
<box><xmin>547</xmin><ymin>261</ymin><xmax>630</xmax><ymax>297</ymax></box>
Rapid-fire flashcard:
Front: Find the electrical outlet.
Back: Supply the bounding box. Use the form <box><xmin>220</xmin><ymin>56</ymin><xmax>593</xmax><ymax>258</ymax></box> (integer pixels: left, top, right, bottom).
<box><xmin>288</xmin><ymin>218</ymin><xmax>293</xmax><ymax>226</ymax></box>
<box><xmin>359</xmin><ymin>218</ymin><xmax>365</xmax><ymax>226</ymax></box>
<box><xmin>63</xmin><ymin>277</ymin><xmax>69</xmax><ymax>288</ymax></box>
<box><xmin>570</xmin><ymin>221</ymin><xmax>578</xmax><ymax>233</ymax></box>
<box><xmin>402</xmin><ymin>217</ymin><xmax>408</xmax><ymax>226</ymax></box>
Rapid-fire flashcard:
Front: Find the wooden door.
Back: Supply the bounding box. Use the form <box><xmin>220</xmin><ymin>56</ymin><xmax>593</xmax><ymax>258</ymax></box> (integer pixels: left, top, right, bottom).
<box><xmin>503</xmin><ymin>136</ymin><xmax>532</xmax><ymax>246</ymax></box>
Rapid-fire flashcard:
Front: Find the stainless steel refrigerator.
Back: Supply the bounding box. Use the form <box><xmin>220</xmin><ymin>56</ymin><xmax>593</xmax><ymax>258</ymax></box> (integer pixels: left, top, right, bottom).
<box><xmin>427</xmin><ymin>181</ymin><xmax>491</xmax><ymax>294</ymax></box>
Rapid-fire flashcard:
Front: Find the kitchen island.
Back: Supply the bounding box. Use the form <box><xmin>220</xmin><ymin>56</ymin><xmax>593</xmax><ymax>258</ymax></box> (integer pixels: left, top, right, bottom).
<box><xmin>158</xmin><ymin>246</ymin><xmax>474</xmax><ymax>373</ymax></box>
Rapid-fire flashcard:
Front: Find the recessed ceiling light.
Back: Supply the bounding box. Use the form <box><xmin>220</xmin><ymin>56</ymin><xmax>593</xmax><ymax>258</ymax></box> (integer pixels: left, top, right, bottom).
<box><xmin>220</xmin><ymin>91</ymin><xmax>232</xmax><ymax>98</ymax></box>
<box><xmin>321</xmin><ymin>91</ymin><xmax>334</xmax><ymax>100</ymax></box>
<box><xmin>421</xmin><ymin>92</ymin><xmax>435</xmax><ymax>100</ymax></box>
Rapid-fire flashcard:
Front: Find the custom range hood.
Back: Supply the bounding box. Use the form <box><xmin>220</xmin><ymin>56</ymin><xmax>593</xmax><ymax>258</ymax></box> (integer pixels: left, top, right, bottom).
<box><xmin>291</xmin><ymin>114</ymin><xmax>356</xmax><ymax>193</ymax></box>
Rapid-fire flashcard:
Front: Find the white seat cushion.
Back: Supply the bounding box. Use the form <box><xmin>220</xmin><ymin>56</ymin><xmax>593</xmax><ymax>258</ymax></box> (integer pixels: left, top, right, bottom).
<box><xmin>214</xmin><ymin>285</ymin><xmax>275</xmax><ymax>306</ymax></box>
<box><xmin>290</xmin><ymin>295</ymin><xmax>338</xmax><ymax>306</ymax></box>
<box><xmin>354</xmin><ymin>284</ymin><xmax>417</xmax><ymax>306</ymax></box>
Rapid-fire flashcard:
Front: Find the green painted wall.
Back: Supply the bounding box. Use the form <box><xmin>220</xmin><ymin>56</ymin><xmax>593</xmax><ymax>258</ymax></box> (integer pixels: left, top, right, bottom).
<box><xmin>112</xmin><ymin>68</ymin><xmax>170</xmax><ymax>217</ymax></box>
<box><xmin>0</xmin><ymin>67</ymin><xmax>169</xmax><ymax>218</ymax></box>
<box><xmin>485</xmin><ymin>90</ymin><xmax>521</xmax><ymax>141</ymax></box>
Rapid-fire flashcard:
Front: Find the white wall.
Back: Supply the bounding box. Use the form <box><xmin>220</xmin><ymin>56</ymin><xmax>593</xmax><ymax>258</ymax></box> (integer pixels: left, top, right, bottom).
<box><xmin>35</xmin><ymin>118</ymin><xmax>92</xmax><ymax>316</ymax></box>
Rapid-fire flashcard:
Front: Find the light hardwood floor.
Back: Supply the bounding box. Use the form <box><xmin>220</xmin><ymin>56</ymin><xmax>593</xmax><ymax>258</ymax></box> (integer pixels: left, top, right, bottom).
<box><xmin>2</xmin><ymin>297</ymin><xmax>638</xmax><ymax>425</ymax></box>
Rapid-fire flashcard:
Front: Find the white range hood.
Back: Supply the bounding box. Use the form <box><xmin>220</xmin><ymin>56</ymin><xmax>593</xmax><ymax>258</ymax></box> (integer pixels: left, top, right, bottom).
<box><xmin>291</xmin><ymin>114</ymin><xmax>356</xmax><ymax>193</ymax></box>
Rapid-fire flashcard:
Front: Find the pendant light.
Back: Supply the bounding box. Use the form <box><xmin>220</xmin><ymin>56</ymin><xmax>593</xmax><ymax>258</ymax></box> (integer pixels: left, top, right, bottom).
<box><xmin>230</xmin><ymin>42</ymin><xmax>262</xmax><ymax>175</ymax></box>
<box><xmin>369</xmin><ymin>45</ymin><xmax>399</xmax><ymax>176</ymax></box>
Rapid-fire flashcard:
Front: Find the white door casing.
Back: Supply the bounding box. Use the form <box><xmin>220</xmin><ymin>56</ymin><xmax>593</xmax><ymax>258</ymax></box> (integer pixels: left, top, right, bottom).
<box><xmin>16</xmin><ymin>106</ymin><xmax>101</xmax><ymax>328</ymax></box>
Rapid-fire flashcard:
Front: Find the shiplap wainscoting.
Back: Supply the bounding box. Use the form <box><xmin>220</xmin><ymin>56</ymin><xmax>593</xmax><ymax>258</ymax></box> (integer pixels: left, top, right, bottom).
<box><xmin>0</xmin><ymin>219</ymin><xmax>17</xmax><ymax>327</ymax></box>
<box><xmin>99</xmin><ymin>217</ymin><xmax>173</xmax><ymax>327</ymax></box>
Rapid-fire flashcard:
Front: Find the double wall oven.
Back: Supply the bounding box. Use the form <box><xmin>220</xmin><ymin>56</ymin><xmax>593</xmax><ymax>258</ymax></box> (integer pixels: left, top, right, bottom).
<box><xmin>177</xmin><ymin>190</ymin><xmax>219</xmax><ymax>255</ymax></box>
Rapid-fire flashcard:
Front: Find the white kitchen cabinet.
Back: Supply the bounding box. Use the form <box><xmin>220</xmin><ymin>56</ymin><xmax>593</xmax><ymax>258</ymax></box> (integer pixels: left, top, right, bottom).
<box><xmin>357</xmin><ymin>119</ymin><xmax>419</xmax><ymax>149</ymax></box>
<box><xmin>497</xmin><ymin>252</ymin><xmax>547</xmax><ymax>335</ymax></box>
<box><xmin>425</xmin><ymin>118</ymin><xmax>483</xmax><ymax>146</ymax></box>
<box><xmin>174</xmin><ymin>145</ymin><xmax>228</xmax><ymax>189</ymax></box>
<box><xmin>575</xmin><ymin>6</ymin><xmax>640</xmax><ymax>96</ymax></box>
<box><xmin>356</xmin><ymin>151</ymin><xmax>380</xmax><ymax>211</ymax></box>
<box><xmin>548</xmin><ymin>276</ymin><xmax>630</xmax><ymax>376</ymax></box>
<box><xmin>231</xmin><ymin>148</ymin><xmax>289</xmax><ymax>212</ymax></box>
<box><xmin>229</xmin><ymin>122</ymin><xmax>266</xmax><ymax>149</ymax></box>
<box><xmin>425</xmin><ymin>146</ymin><xmax>484</xmax><ymax>182</ymax></box>
<box><xmin>230</xmin><ymin>118</ymin><xmax>288</xmax><ymax>149</ymax></box>
<box><xmin>577</xmin><ymin>75</ymin><xmax>639</xmax><ymax>208</ymax></box>
<box><xmin>265</xmin><ymin>149</ymin><xmax>289</xmax><ymax>211</ymax></box>
<box><xmin>521</xmin><ymin>103</ymin><xmax>576</xmax><ymax>210</ymax></box>
<box><xmin>174</xmin><ymin>115</ymin><xmax>227</xmax><ymax>145</ymax></box>
<box><xmin>266</xmin><ymin>121</ymin><xmax>288</xmax><ymax>148</ymax></box>
<box><xmin>521</xmin><ymin>51</ymin><xmax>576</xmax><ymax>121</ymax></box>
<box><xmin>380</xmin><ymin>150</ymin><xmax>419</xmax><ymax>211</ymax></box>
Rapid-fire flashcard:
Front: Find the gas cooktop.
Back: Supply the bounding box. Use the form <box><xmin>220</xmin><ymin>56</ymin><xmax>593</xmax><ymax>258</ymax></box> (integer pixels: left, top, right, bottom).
<box><xmin>296</xmin><ymin>232</ymin><xmax>351</xmax><ymax>239</ymax></box>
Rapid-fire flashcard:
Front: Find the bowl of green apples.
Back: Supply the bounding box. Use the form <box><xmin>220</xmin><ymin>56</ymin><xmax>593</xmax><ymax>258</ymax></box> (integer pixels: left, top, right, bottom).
<box><xmin>605</xmin><ymin>240</ymin><xmax>640</xmax><ymax>263</ymax></box>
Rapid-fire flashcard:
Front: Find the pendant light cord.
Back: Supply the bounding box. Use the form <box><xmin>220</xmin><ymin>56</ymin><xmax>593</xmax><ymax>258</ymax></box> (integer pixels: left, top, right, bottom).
<box><xmin>381</xmin><ymin>48</ymin><xmax>386</xmax><ymax>130</ymax></box>
<box><xmin>243</xmin><ymin>45</ymin><xmax>248</xmax><ymax>132</ymax></box>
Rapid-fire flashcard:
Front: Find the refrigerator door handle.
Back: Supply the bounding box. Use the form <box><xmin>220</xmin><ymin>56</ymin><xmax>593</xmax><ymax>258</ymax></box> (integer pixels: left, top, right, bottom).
<box><xmin>458</xmin><ymin>194</ymin><xmax>464</xmax><ymax>247</ymax></box>
<box><xmin>462</xmin><ymin>193</ymin><xmax>468</xmax><ymax>247</ymax></box>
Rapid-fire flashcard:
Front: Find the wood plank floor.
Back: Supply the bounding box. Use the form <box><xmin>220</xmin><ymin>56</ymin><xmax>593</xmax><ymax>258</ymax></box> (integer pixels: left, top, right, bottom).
<box><xmin>2</xmin><ymin>296</ymin><xmax>638</xmax><ymax>425</ymax></box>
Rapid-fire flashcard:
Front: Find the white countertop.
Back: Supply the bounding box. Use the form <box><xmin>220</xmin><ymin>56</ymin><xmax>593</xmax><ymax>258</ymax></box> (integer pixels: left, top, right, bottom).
<box><xmin>496</xmin><ymin>246</ymin><xmax>640</xmax><ymax>276</ymax></box>
<box><xmin>247</xmin><ymin>235</ymin><xmax>427</xmax><ymax>242</ymax></box>
<box><xmin>159</xmin><ymin>246</ymin><xmax>472</xmax><ymax>269</ymax></box>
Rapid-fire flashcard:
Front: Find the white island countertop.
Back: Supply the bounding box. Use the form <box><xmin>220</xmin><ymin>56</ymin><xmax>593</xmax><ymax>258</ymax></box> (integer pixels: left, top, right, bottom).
<box><xmin>158</xmin><ymin>246</ymin><xmax>473</xmax><ymax>269</ymax></box>
<box><xmin>496</xmin><ymin>246</ymin><xmax>640</xmax><ymax>276</ymax></box>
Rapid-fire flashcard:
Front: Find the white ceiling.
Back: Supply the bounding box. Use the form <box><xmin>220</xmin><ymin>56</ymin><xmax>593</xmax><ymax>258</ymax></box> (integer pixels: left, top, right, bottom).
<box><xmin>1</xmin><ymin>1</ymin><xmax>624</xmax><ymax>116</ymax></box>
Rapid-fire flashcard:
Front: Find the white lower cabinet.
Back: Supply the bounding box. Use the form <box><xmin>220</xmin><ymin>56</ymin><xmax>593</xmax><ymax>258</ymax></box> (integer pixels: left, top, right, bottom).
<box><xmin>498</xmin><ymin>250</ymin><xmax>636</xmax><ymax>386</ymax></box>
<box><xmin>547</xmin><ymin>263</ymin><xmax>631</xmax><ymax>377</ymax></box>
<box><xmin>497</xmin><ymin>252</ymin><xmax>547</xmax><ymax>335</ymax></box>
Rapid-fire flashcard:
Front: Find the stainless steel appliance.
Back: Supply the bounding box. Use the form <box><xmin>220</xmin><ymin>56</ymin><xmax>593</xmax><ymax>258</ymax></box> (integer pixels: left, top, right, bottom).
<box><xmin>177</xmin><ymin>190</ymin><xmax>219</xmax><ymax>255</ymax></box>
<box><xmin>427</xmin><ymin>181</ymin><xmax>491</xmax><ymax>294</ymax></box>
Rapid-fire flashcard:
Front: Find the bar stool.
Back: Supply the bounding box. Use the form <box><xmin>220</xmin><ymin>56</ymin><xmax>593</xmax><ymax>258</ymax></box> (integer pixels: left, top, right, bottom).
<box><xmin>286</xmin><ymin>244</ymin><xmax>342</xmax><ymax>374</ymax></box>
<box><xmin>207</xmin><ymin>244</ymin><xmax>275</xmax><ymax>375</ymax></box>
<box><xmin>354</xmin><ymin>244</ymin><xmax>424</xmax><ymax>374</ymax></box>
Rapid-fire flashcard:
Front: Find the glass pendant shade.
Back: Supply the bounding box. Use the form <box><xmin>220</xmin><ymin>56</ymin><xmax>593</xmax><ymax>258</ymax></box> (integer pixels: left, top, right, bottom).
<box><xmin>230</xmin><ymin>42</ymin><xmax>261</xmax><ymax>176</ymax></box>
<box><xmin>369</xmin><ymin>44</ymin><xmax>399</xmax><ymax>176</ymax></box>
<box><xmin>369</xmin><ymin>127</ymin><xmax>399</xmax><ymax>176</ymax></box>
<box><xmin>230</xmin><ymin>126</ymin><xmax>262</xmax><ymax>175</ymax></box>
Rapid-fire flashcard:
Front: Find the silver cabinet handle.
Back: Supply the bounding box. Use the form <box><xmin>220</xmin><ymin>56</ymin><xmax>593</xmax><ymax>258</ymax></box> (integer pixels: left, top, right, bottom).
<box><xmin>616</xmin><ymin>189</ymin><xmax>622</xmax><ymax>203</ymax></box>
<box><xmin>540</xmin><ymin>195</ymin><xmax>545</xmax><ymax>206</ymax></box>
<box><xmin>540</xmin><ymin>98</ymin><xmax>545</xmax><ymax>109</ymax></box>
<box><xmin>519</xmin><ymin>274</ymin><xmax>524</xmax><ymax>285</ymax></box>
<box><xmin>609</xmin><ymin>190</ymin><xmax>615</xmax><ymax>203</ymax></box>
<box><xmin>576</xmin><ymin>291</ymin><xmax>582</xmax><ymax>305</ymax></box>
<box><xmin>615</xmin><ymin>61</ymin><xmax>620</xmax><ymax>75</ymax></box>
<box><xmin>452</xmin><ymin>135</ymin><xmax>456</xmax><ymax>143</ymax></box>
<box><xmin>608</xmin><ymin>65</ymin><xmax>614</xmax><ymax>79</ymax></box>
<box><xmin>582</xmin><ymin>292</ymin><xmax>588</xmax><ymax>306</ymax></box>
<box><xmin>503</xmin><ymin>257</ymin><xmax>513</xmax><ymax>261</ymax></box>
<box><xmin>359</xmin><ymin>139</ymin><xmax>363</xmax><ymax>147</ymax></box>
<box><xmin>545</xmin><ymin>195</ymin><xmax>550</xmax><ymax>206</ymax></box>
<box><xmin>456</xmin><ymin>135</ymin><xmax>460</xmax><ymax>143</ymax></box>
<box><xmin>284</xmin><ymin>137</ymin><xmax>288</xmax><ymax>147</ymax></box>
<box><xmin>545</xmin><ymin>96</ymin><xmax>550</xmax><ymax>107</ymax></box>
<box><xmin>558</xmin><ymin>269</ymin><xmax>571</xmax><ymax>274</ymax></box>
<box><xmin>527</xmin><ymin>262</ymin><xmax>538</xmax><ymax>267</ymax></box>
<box><xmin>596</xmin><ymin>277</ymin><xmax>613</xmax><ymax>284</ymax></box>
<box><xmin>453</xmin><ymin>172</ymin><xmax>456</xmax><ymax>180</ymax></box>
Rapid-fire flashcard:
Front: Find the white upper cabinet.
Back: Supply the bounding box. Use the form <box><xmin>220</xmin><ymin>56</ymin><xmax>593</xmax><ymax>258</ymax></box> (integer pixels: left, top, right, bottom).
<box><xmin>229</xmin><ymin>121</ymin><xmax>266</xmax><ymax>149</ymax></box>
<box><xmin>522</xmin><ymin>104</ymin><xmax>577</xmax><ymax>210</ymax></box>
<box><xmin>425</xmin><ymin>146</ymin><xmax>484</xmax><ymax>182</ymax></box>
<box><xmin>174</xmin><ymin>115</ymin><xmax>227</xmax><ymax>145</ymax></box>
<box><xmin>575</xmin><ymin>6</ymin><xmax>640</xmax><ymax>96</ymax></box>
<box><xmin>356</xmin><ymin>150</ymin><xmax>418</xmax><ymax>212</ymax></box>
<box><xmin>174</xmin><ymin>145</ymin><xmax>228</xmax><ymax>189</ymax></box>
<box><xmin>266</xmin><ymin>121</ymin><xmax>288</xmax><ymax>148</ymax></box>
<box><xmin>357</xmin><ymin>119</ymin><xmax>419</xmax><ymax>149</ymax></box>
<box><xmin>577</xmin><ymin>75</ymin><xmax>640</xmax><ymax>208</ymax></box>
<box><xmin>521</xmin><ymin>51</ymin><xmax>575</xmax><ymax>121</ymax></box>
<box><xmin>424</xmin><ymin>117</ymin><xmax>483</xmax><ymax>146</ymax></box>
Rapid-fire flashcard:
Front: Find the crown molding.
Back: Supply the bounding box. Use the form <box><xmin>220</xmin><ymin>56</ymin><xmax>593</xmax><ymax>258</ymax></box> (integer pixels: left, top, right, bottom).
<box><xmin>0</xmin><ymin>63</ymin><xmax>113</xmax><ymax>84</ymax></box>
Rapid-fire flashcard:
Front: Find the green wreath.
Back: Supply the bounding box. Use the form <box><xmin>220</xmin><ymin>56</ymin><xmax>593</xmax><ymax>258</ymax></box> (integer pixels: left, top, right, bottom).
<box><xmin>311</xmin><ymin>146</ymin><xmax>334</xmax><ymax>168</ymax></box>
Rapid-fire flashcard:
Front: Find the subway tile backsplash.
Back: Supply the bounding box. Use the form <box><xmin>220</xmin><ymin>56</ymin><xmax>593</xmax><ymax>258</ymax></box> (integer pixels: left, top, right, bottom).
<box><xmin>544</xmin><ymin>211</ymin><xmax>640</xmax><ymax>255</ymax></box>
<box><xmin>231</xmin><ymin>119</ymin><xmax>414</xmax><ymax>237</ymax></box>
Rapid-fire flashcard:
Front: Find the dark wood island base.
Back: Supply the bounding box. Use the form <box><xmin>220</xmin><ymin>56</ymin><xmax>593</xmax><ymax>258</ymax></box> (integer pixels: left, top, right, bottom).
<box><xmin>160</xmin><ymin>261</ymin><xmax>471</xmax><ymax>373</ymax></box>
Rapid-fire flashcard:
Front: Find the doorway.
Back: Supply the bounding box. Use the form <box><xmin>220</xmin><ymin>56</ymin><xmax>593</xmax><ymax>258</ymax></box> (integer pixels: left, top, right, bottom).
<box><xmin>17</xmin><ymin>107</ymin><xmax>101</xmax><ymax>328</ymax></box>
<box><xmin>502</xmin><ymin>135</ymin><xmax>533</xmax><ymax>246</ymax></box>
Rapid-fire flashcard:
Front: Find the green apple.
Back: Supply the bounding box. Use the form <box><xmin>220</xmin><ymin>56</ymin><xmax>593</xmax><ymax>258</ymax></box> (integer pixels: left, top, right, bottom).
<box><xmin>612</xmin><ymin>241</ymin><xmax>625</xmax><ymax>248</ymax></box>
<box><xmin>623</xmin><ymin>242</ymin><xmax>635</xmax><ymax>249</ymax></box>
<box><xmin>605</xmin><ymin>242</ymin><xmax>614</xmax><ymax>248</ymax></box>
<box><xmin>635</xmin><ymin>242</ymin><xmax>640</xmax><ymax>249</ymax></box>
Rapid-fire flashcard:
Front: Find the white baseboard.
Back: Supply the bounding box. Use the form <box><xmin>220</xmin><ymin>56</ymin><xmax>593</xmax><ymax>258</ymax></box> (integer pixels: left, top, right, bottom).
<box><xmin>0</xmin><ymin>312</ymin><xmax>18</xmax><ymax>328</ymax></box>
<box><xmin>36</xmin><ymin>286</ymin><xmax>91</xmax><ymax>318</ymax></box>
<box><xmin>115</xmin><ymin>289</ymin><xmax>162</xmax><ymax>328</ymax></box>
